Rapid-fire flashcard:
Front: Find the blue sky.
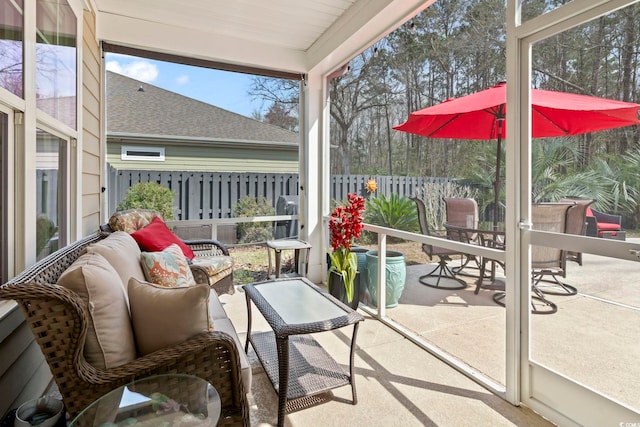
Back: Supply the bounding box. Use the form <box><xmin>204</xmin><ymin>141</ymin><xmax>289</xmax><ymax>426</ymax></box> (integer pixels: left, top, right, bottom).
<box><xmin>105</xmin><ymin>53</ymin><xmax>262</xmax><ymax>117</ymax></box>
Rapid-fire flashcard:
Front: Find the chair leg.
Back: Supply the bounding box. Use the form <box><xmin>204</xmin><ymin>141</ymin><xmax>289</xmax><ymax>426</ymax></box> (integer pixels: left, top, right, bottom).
<box><xmin>474</xmin><ymin>257</ymin><xmax>486</xmax><ymax>294</ymax></box>
<box><xmin>419</xmin><ymin>258</ymin><xmax>467</xmax><ymax>290</ymax></box>
<box><xmin>453</xmin><ymin>254</ymin><xmax>489</xmax><ymax>279</ymax></box>
<box><xmin>530</xmin><ymin>284</ymin><xmax>558</xmax><ymax>314</ymax></box>
<box><xmin>493</xmin><ymin>290</ymin><xmax>557</xmax><ymax>315</ymax></box>
<box><xmin>532</xmin><ymin>272</ymin><xmax>577</xmax><ymax>296</ymax></box>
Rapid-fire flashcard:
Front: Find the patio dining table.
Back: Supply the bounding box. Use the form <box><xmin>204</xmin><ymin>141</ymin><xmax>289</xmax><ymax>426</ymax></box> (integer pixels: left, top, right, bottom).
<box><xmin>444</xmin><ymin>223</ymin><xmax>505</xmax><ymax>289</ymax></box>
<box><xmin>444</xmin><ymin>222</ymin><xmax>559</xmax><ymax>314</ymax></box>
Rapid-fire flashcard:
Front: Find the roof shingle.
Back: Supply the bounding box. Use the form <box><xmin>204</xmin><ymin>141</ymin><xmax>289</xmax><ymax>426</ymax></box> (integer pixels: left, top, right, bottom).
<box><xmin>106</xmin><ymin>71</ymin><xmax>298</xmax><ymax>144</ymax></box>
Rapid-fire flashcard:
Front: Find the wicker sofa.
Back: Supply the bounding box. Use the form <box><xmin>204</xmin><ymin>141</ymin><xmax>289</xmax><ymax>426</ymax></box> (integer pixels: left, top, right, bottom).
<box><xmin>0</xmin><ymin>226</ymin><xmax>250</xmax><ymax>425</ymax></box>
<box><xmin>106</xmin><ymin>209</ymin><xmax>235</xmax><ymax>296</ymax></box>
<box><xmin>585</xmin><ymin>207</ymin><xmax>626</xmax><ymax>240</ymax></box>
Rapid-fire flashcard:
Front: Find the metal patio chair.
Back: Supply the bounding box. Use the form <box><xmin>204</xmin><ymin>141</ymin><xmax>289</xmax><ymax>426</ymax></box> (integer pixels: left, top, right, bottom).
<box><xmin>444</xmin><ymin>197</ymin><xmax>482</xmax><ymax>276</ymax></box>
<box><xmin>411</xmin><ymin>197</ymin><xmax>467</xmax><ymax>290</ymax></box>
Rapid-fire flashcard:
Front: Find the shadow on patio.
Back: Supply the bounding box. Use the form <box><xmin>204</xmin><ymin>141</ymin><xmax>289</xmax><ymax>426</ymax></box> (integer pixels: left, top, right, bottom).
<box><xmin>221</xmin><ymin>240</ymin><xmax>639</xmax><ymax>425</ymax></box>
<box><xmin>220</xmin><ymin>284</ymin><xmax>552</xmax><ymax>426</ymax></box>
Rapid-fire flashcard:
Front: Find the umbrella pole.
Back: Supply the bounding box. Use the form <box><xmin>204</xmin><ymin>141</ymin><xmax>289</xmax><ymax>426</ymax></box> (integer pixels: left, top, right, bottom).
<box><xmin>493</xmin><ymin>129</ymin><xmax>503</xmax><ymax>231</ymax></box>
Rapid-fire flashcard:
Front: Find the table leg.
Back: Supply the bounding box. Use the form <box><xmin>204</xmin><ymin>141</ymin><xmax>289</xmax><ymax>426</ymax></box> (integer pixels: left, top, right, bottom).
<box><xmin>276</xmin><ymin>336</ymin><xmax>289</xmax><ymax>427</ymax></box>
<box><xmin>293</xmin><ymin>249</ymin><xmax>300</xmax><ymax>276</ymax></box>
<box><xmin>275</xmin><ymin>250</ymin><xmax>282</xmax><ymax>278</ymax></box>
<box><xmin>244</xmin><ymin>292</ymin><xmax>253</xmax><ymax>353</ymax></box>
<box><xmin>301</xmin><ymin>248</ymin><xmax>310</xmax><ymax>278</ymax></box>
<box><xmin>349</xmin><ymin>322</ymin><xmax>360</xmax><ymax>404</ymax></box>
<box><xmin>349</xmin><ymin>322</ymin><xmax>360</xmax><ymax>405</ymax></box>
<box><xmin>267</xmin><ymin>247</ymin><xmax>273</xmax><ymax>278</ymax></box>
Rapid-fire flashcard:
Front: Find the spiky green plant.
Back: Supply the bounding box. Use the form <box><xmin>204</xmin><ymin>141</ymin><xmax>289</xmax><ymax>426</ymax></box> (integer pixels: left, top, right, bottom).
<box><xmin>365</xmin><ymin>193</ymin><xmax>419</xmax><ymax>235</ymax></box>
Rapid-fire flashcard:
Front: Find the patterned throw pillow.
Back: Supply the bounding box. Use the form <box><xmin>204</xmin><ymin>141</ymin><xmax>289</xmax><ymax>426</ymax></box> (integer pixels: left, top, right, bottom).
<box><xmin>109</xmin><ymin>209</ymin><xmax>160</xmax><ymax>234</ymax></box>
<box><xmin>140</xmin><ymin>244</ymin><xmax>196</xmax><ymax>288</ymax></box>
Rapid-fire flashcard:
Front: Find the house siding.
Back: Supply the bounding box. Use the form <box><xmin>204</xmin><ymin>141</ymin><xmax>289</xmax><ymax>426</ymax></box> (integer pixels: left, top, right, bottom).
<box><xmin>82</xmin><ymin>9</ymin><xmax>102</xmax><ymax>235</ymax></box>
<box><xmin>107</xmin><ymin>142</ymin><xmax>299</xmax><ymax>173</ymax></box>
<box><xmin>0</xmin><ymin>7</ymin><xmax>101</xmax><ymax>421</ymax></box>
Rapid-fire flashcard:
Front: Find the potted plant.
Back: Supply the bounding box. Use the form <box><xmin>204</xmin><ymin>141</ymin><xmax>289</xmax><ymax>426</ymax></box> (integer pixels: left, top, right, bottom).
<box><xmin>327</xmin><ymin>193</ymin><xmax>366</xmax><ymax>309</ymax></box>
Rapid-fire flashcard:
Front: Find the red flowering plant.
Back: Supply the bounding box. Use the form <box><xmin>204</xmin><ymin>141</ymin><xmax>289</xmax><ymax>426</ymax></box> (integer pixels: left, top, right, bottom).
<box><xmin>328</xmin><ymin>193</ymin><xmax>366</xmax><ymax>303</ymax></box>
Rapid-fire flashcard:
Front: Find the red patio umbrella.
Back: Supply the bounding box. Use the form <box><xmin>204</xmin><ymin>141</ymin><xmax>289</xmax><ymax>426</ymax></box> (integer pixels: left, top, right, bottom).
<box><xmin>394</xmin><ymin>82</ymin><xmax>640</xmax><ymax>228</ymax></box>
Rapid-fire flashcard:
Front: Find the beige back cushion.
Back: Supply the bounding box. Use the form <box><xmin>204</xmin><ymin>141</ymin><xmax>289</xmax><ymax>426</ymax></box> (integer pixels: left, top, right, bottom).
<box><xmin>128</xmin><ymin>278</ymin><xmax>212</xmax><ymax>355</ymax></box>
<box><xmin>85</xmin><ymin>231</ymin><xmax>146</xmax><ymax>299</ymax></box>
<box><xmin>57</xmin><ymin>252</ymin><xmax>137</xmax><ymax>369</ymax></box>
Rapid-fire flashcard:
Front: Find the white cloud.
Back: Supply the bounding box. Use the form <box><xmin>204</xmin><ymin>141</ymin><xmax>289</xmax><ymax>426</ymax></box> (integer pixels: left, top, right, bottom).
<box><xmin>105</xmin><ymin>60</ymin><xmax>122</xmax><ymax>73</ymax></box>
<box><xmin>176</xmin><ymin>74</ymin><xmax>189</xmax><ymax>85</ymax></box>
<box><xmin>105</xmin><ymin>60</ymin><xmax>159</xmax><ymax>82</ymax></box>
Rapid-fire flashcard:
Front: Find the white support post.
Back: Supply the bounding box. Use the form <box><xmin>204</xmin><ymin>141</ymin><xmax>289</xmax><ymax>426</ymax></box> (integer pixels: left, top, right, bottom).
<box><xmin>377</xmin><ymin>232</ymin><xmax>387</xmax><ymax>318</ymax></box>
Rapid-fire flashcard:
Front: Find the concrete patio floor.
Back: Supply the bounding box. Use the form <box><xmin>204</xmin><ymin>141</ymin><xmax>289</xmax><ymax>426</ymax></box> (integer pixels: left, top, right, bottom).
<box><xmin>219</xmin><ymin>244</ymin><xmax>639</xmax><ymax>426</ymax></box>
<box><xmin>221</xmin><ymin>289</ymin><xmax>552</xmax><ymax>426</ymax></box>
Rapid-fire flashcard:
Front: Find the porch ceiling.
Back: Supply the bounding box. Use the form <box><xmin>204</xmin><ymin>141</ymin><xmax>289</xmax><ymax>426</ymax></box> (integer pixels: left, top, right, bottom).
<box><xmin>94</xmin><ymin>0</ymin><xmax>435</xmax><ymax>77</ymax></box>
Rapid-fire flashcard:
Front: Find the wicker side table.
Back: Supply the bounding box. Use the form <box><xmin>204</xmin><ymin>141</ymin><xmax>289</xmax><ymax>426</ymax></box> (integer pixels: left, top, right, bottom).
<box><xmin>265</xmin><ymin>239</ymin><xmax>312</xmax><ymax>278</ymax></box>
<box><xmin>244</xmin><ymin>278</ymin><xmax>363</xmax><ymax>427</ymax></box>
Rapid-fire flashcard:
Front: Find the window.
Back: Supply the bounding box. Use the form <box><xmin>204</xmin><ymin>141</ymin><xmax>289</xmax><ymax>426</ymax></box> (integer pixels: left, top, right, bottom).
<box><xmin>0</xmin><ymin>0</ymin><xmax>24</xmax><ymax>97</ymax></box>
<box><xmin>121</xmin><ymin>145</ymin><xmax>165</xmax><ymax>161</ymax></box>
<box><xmin>36</xmin><ymin>128</ymin><xmax>67</xmax><ymax>261</ymax></box>
<box><xmin>0</xmin><ymin>110</ymin><xmax>9</xmax><ymax>282</ymax></box>
<box><xmin>36</xmin><ymin>0</ymin><xmax>77</xmax><ymax>129</ymax></box>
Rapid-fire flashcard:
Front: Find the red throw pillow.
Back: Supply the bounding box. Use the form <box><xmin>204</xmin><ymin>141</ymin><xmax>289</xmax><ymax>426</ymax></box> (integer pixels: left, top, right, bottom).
<box><xmin>131</xmin><ymin>217</ymin><xmax>195</xmax><ymax>260</ymax></box>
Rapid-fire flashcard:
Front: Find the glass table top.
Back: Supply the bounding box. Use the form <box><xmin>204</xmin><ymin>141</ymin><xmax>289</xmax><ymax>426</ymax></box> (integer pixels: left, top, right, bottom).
<box><xmin>255</xmin><ymin>279</ymin><xmax>347</xmax><ymax>325</ymax></box>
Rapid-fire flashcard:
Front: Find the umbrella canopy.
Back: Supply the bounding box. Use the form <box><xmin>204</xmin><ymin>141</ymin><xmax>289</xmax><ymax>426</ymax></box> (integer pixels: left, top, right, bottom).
<box><xmin>394</xmin><ymin>82</ymin><xmax>640</xmax><ymax>228</ymax></box>
<box><xmin>394</xmin><ymin>82</ymin><xmax>640</xmax><ymax>139</ymax></box>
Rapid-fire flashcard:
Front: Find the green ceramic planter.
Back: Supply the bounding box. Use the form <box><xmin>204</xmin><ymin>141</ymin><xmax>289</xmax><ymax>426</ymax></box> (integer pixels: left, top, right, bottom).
<box><xmin>351</xmin><ymin>247</ymin><xmax>370</xmax><ymax>288</ymax></box>
<box><xmin>365</xmin><ymin>250</ymin><xmax>406</xmax><ymax>308</ymax></box>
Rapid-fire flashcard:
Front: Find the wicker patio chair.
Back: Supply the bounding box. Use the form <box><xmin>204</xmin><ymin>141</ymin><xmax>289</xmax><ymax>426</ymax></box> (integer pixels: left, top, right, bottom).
<box><xmin>0</xmin><ymin>232</ymin><xmax>249</xmax><ymax>426</ymax></box>
<box><xmin>411</xmin><ymin>197</ymin><xmax>467</xmax><ymax>290</ymax></box>
<box><xmin>585</xmin><ymin>207</ymin><xmax>625</xmax><ymax>240</ymax></box>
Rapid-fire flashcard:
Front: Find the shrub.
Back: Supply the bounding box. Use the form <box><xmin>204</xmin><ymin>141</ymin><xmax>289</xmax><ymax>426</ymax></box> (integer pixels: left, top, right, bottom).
<box><xmin>36</xmin><ymin>215</ymin><xmax>57</xmax><ymax>258</ymax></box>
<box><xmin>234</xmin><ymin>196</ymin><xmax>275</xmax><ymax>243</ymax></box>
<box><xmin>116</xmin><ymin>182</ymin><xmax>175</xmax><ymax>220</ymax></box>
<box><xmin>364</xmin><ymin>193</ymin><xmax>419</xmax><ymax>242</ymax></box>
<box><xmin>415</xmin><ymin>181</ymin><xmax>479</xmax><ymax>230</ymax></box>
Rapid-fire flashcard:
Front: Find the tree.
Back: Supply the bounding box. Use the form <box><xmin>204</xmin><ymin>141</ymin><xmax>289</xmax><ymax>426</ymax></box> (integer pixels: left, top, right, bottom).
<box><xmin>330</xmin><ymin>51</ymin><xmax>389</xmax><ymax>174</ymax></box>
<box><xmin>248</xmin><ymin>76</ymin><xmax>299</xmax><ymax>118</ymax></box>
<box><xmin>264</xmin><ymin>102</ymin><xmax>297</xmax><ymax>131</ymax></box>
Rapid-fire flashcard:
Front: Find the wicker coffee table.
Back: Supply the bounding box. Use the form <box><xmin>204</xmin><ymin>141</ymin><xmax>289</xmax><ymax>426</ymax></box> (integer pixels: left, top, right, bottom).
<box><xmin>244</xmin><ymin>278</ymin><xmax>364</xmax><ymax>427</ymax></box>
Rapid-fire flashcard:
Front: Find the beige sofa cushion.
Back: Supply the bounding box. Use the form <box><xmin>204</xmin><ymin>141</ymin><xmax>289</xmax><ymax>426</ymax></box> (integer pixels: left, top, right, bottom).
<box><xmin>208</xmin><ymin>291</ymin><xmax>228</xmax><ymax>320</ymax></box>
<box><xmin>85</xmin><ymin>231</ymin><xmax>146</xmax><ymax>296</ymax></box>
<box><xmin>190</xmin><ymin>255</ymin><xmax>234</xmax><ymax>286</ymax></box>
<box><xmin>128</xmin><ymin>278</ymin><xmax>212</xmax><ymax>355</ymax></box>
<box><xmin>57</xmin><ymin>252</ymin><xmax>136</xmax><ymax>369</ymax></box>
<box><xmin>213</xmin><ymin>318</ymin><xmax>252</xmax><ymax>391</ymax></box>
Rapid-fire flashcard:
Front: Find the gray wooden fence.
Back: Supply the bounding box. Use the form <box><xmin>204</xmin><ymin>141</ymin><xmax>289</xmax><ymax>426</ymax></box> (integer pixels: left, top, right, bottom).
<box><xmin>108</xmin><ymin>166</ymin><xmax>452</xmax><ymax>220</ymax></box>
